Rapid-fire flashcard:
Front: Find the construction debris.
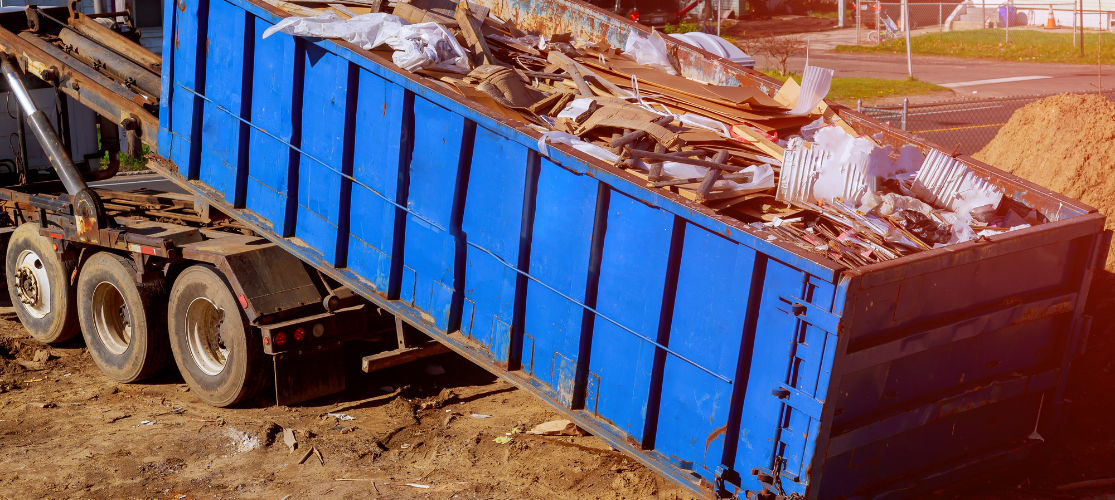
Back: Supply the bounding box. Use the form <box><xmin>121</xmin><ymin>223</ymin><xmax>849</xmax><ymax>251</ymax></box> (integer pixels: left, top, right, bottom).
<box><xmin>526</xmin><ymin>419</ymin><xmax>588</xmax><ymax>436</ymax></box>
<box><xmin>257</xmin><ymin>0</ymin><xmax>1038</xmax><ymax>269</ymax></box>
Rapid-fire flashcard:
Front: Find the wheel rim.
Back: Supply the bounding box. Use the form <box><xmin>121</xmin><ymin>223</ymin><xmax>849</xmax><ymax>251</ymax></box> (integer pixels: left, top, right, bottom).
<box><xmin>91</xmin><ymin>281</ymin><xmax>132</xmax><ymax>355</ymax></box>
<box><xmin>14</xmin><ymin>250</ymin><xmax>50</xmax><ymax>319</ymax></box>
<box><xmin>185</xmin><ymin>297</ymin><xmax>228</xmax><ymax>376</ymax></box>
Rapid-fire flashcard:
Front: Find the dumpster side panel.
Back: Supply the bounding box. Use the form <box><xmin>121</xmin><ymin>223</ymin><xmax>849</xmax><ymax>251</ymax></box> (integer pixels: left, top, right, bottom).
<box><xmin>459</xmin><ymin>126</ymin><xmax>532</xmax><ymax>362</ymax></box>
<box><xmin>522</xmin><ymin>159</ymin><xmax>600</xmax><ymax>405</ymax></box>
<box><xmin>584</xmin><ymin>192</ymin><xmax>676</xmax><ymax>443</ymax></box>
<box><xmin>346</xmin><ymin>71</ymin><xmax>410</xmax><ymax>294</ymax></box>
<box><xmin>198</xmin><ymin>0</ymin><xmax>249</xmax><ymax>204</ymax></box>
<box><xmin>654</xmin><ymin>224</ymin><xmax>756</xmax><ymax>481</ymax></box>
<box><xmin>162</xmin><ymin>0</ymin><xmax>208</xmax><ymax>173</ymax></box>
<box><xmin>294</xmin><ymin>45</ymin><xmax>356</xmax><ymax>267</ymax></box>
<box><xmin>813</xmin><ymin>216</ymin><xmax>1107</xmax><ymax>500</ymax></box>
<box><xmin>400</xmin><ymin>97</ymin><xmax>472</xmax><ymax>330</ymax></box>
<box><xmin>244</xmin><ymin>19</ymin><xmax>300</xmax><ymax>236</ymax></box>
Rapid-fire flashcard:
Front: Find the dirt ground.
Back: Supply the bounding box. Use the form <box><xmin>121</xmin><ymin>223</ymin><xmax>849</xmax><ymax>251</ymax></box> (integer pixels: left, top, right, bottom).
<box><xmin>0</xmin><ymin>311</ymin><xmax>697</xmax><ymax>500</ymax></box>
<box><xmin>723</xmin><ymin>16</ymin><xmax>838</xmax><ymax>37</ymax></box>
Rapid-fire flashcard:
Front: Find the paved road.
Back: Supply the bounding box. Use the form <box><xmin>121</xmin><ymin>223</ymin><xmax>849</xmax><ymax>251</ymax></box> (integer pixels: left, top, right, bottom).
<box><xmin>89</xmin><ymin>172</ymin><xmax>185</xmax><ymax>194</ymax></box>
<box><xmin>781</xmin><ymin>51</ymin><xmax>1107</xmax><ymax>98</ymax></box>
<box><xmin>753</xmin><ymin>48</ymin><xmax>1109</xmax><ymax>154</ymax></box>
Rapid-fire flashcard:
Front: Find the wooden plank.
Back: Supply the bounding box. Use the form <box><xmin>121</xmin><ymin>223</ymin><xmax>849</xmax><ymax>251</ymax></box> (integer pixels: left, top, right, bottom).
<box><xmin>455</xmin><ymin>0</ymin><xmax>496</xmax><ymax>67</ymax></box>
<box><xmin>290</xmin><ymin>0</ymin><xmax>380</xmax><ymax>6</ymax></box>
<box><xmin>327</xmin><ymin>4</ymin><xmax>356</xmax><ymax>17</ymax></box>
<box><xmin>361</xmin><ymin>341</ymin><xmax>451</xmax><ymax>372</ymax></box>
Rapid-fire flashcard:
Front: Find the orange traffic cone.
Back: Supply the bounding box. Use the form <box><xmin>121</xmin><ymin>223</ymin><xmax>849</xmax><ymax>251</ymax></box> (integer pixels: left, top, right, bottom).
<box><xmin>1046</xmin><ymin>5</ymin><xmax>1056</xmax><ymax>28</ymax></box>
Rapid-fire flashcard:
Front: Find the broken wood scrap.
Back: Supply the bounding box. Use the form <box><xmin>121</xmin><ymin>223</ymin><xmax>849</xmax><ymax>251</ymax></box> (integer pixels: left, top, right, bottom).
<box><xmin>455</xmin><ymin>0</ymin><xmax>498</xmax><ymax>67</ymax></box>
<box><xmin>626</xmin><ymin>149</ymin><xmax>747</xmax><ymax>173</ymax></box>
<box><xmin>526</xmin><ymin>91</ymin><xmax>565</xmax><ymax>115</ymax></box>
<box><xmin>575</xmin><ymin>106</ymin><xmax>681</xmax><ymax>148</ymax></box>
<box><xmin>547</xmin><ymin>51</ymin><xmax>593</xmax><ymax>97</ymax></box>
<box><xmin>291</xmin><ymin>0</ymin><xmax>380</xmax><ymax>6</ymax></box>
<box><xmin>259</xmin><ymin>0</ymin><xmax>324</xmax><ymax>17</ymax></box>
<box><xmin>486</xmin><ymin>36</ymin><xmax>543</xmax><ymax>57</ymax></box>
<box><xmin>709</xmin><ymin>192</ymin><xmax>772</xmax><ymax>211</ymax></box>
<box><xmin>546</xmin><ymin>51</ymin><xmax>628</xmax><ymax>98</ymax></box>
<box><xmin>607</xmin><ymin>115</ymin><xmax>674</xmax><ymax>148</ymax></box>
<box><xmin>647</xmin><ymin>143</ymin><xmax>666</xmax><ymax>181</ymax></box>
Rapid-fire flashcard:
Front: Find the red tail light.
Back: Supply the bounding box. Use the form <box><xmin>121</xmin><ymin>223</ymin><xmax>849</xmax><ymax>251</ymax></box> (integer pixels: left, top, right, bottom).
<box><xmin>630</xmin><ymin>9</ymin><xmax>639</xmax><ymax>21</ymax></box>
<box><xmin>275</xmin><ymin>332</ymin><xmax>287</xmax><ymax>346</ymax></box>
<box><xmin>294</xmin><ymin>327</ymin><xmax>306</xmax><ymax>341</ymax></box>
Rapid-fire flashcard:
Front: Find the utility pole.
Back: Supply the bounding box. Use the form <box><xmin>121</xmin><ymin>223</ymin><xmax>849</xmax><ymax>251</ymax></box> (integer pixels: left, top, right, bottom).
<box><xmin>1006</xmin><ymin>0</ymin><xmax>1011</xmax><ymax>44</ymax></box>
<box><xmin>1082</xmin><ymin>0</ymin><xmax>1086</xmax><ymax>57</ymax></box>
<box><xmin>839</xmin><ymin>0</ymin><xmax>846</xmax><ymax>27</ymax></box>
<box><xmin>857</xmin><ymin>0</ymin><xmax>862</xmax><ymax>43</ymax></box>
<box><xmin>716</xmin><ymin>0</ymin><xmax>721</xmax><ymax>36</ymax></box>
<box><xmin>904</xmin><ymin>0</ymin><xmax>912</xmax><ymax>77</ymax></box>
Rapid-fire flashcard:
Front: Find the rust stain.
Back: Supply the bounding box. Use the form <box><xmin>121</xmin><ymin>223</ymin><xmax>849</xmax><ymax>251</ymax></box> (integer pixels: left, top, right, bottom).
<box><xmin>625</xmin><ymin>435</ymin><xmax>643</xmax><ymax>449</ymax></box>
<box><xmin>1014</xmin><ymin>299</ymin><xmax>1074</xmax><ymax>324</ymax></box>
<box><xmin>704</xmin><ymin>424</ymin><xmax>727</xmax><ymax>455</ymax></box>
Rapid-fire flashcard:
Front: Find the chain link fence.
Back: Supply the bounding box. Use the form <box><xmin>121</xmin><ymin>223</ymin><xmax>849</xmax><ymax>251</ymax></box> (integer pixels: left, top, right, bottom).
<box><xmin>858</xmin><ymin>90</ymin><xmax>1115</xmax><ymax>155</ymax></box>
<box><xmin>851</xmin><ymin>0</ymin><xmax>1111</xmax><ymax>46</ymax></box>
<box><xmin>853</xmin><ymin>2</ymin><xmax>961</xmax><ymax>43</ymax></box>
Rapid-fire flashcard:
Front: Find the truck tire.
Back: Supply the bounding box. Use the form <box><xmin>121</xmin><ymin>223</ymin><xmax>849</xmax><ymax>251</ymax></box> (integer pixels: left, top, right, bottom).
<box><xmin>5</xmin><ymin>223</ymin><xmax>80</xmax><ymax>343</ymax></box>
<box><xmin>76</xmin><ymin>252</ymin><xmax>171</xmax><ymax>382</ymax></box>
<box><xmin>167</xmin><ymin>265</ymin><xmax>267</xmax><ymax>407</ymax></box>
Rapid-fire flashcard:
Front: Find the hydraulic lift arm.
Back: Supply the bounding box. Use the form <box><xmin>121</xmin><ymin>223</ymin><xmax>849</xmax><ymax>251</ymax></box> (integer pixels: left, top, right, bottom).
<box><xmin>0</xmin><ymin>52</ymin><xmax>108</xmax><ymax>236</ymax></box>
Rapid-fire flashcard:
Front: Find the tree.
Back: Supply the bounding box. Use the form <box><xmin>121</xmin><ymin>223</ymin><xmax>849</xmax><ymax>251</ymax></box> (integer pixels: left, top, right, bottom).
<box><xmin>732</xmin><ymin>30</ymin><xmax>763</xmax><ymax>56</ymax></box>
<box><xmin>754</xmin><ymin>33</ymin><xmax>807</xmax><ymax>76</ymax></box>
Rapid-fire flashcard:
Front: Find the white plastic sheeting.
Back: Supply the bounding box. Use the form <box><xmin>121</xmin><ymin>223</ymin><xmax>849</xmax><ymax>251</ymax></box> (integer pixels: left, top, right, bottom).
<box><xmin>668</xmin><ymin>32</ymin><xmax>755</xmax><ymax>68</ymax></box>
<box><xmin>262</xmin><ymin>12</ymin><xmax>471</xmax><ymax>73</ymax></box>
<box><xmin>785</xmin><ymin>66</ymin><xmax>833</xmax><ymax>116</ymax></box>
<box><xmin>624</xmin><ymin>30</ymin><xmax>677</xmax><ymax>75</ymax></box>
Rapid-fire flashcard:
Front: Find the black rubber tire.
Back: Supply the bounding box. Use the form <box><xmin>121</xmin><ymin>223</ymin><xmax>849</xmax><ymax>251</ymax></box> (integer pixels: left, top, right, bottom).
<box><xmin>167</xmin><ymin>265</ymin><xmax>268</xmax><ymax>407</ymax></box>
<box><xmin>4</xmin><ymin>223</ymin><xmax>80</xmax><ymax>344</ymax></box>
<box><xmin>76</xmin><ymin>252</ymin><xmax>171</xmax><ymax>382</ymax></box>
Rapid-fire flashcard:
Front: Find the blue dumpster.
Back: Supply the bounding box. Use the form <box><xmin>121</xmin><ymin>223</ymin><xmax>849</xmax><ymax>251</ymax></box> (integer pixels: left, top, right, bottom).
<box><xmin>1000</xmin><ymin>4</ymin><xmax>1017</xmax><ymax>26</ymax></box>
<box><xmin>154</xmin><ymin>0</ymin><xmax>1107</xmax><ymax>497</ymax></box>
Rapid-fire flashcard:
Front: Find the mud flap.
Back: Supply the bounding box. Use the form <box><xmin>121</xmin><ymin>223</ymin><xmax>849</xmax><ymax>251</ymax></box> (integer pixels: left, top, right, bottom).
<box><xmin>273</xmin><ymin>339</ymin><xmax>346</xmax><ymax>406</ymax></box>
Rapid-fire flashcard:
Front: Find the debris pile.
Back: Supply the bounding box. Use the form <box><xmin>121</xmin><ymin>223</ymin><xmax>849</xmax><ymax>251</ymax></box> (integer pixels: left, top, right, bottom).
<box><xmin>974</xmin><ymin>93</ymin><xmax>1115</xmax><ymax>266</ymax></box>
<box><xmin>258</xmin><ymin>0</ymin><xmax>1038</xmax><ymax>268</ymax></box>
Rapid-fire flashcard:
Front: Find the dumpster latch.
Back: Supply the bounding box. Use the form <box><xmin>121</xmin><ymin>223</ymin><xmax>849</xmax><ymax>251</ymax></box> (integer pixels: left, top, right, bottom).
<box><xmin>791</xmin><ymin>303</ymin><xmax>807</xmax><ymax>317</ymax></box>
<box><xmin>772</xmin><ymin>387</ymin><xmax>791</xmax><ymax>399</ymax></box>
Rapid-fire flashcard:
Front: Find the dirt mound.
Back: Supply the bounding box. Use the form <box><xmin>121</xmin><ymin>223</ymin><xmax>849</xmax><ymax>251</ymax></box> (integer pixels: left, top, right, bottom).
<box><xmin>974</xmin><ymin>93</ymin><xmax>1115</xmax><ymax>268</ymax></box>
